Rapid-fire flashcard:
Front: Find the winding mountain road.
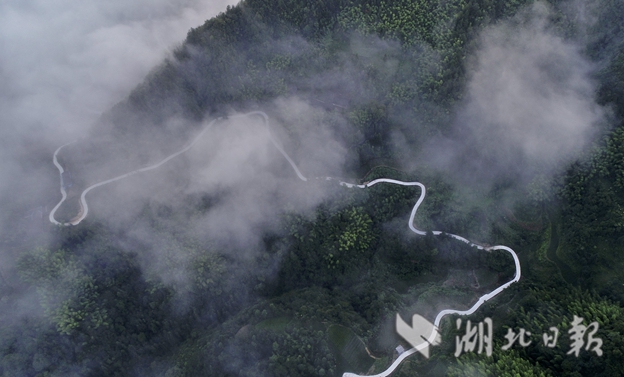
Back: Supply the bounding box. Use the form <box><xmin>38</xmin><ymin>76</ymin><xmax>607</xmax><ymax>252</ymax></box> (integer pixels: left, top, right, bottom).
<box><xmin>49</xmin><ymin>111</ymin><xmax>521</xmax><ymax>377</ymax></box>
<box><xmin>49</xmin><ymin>112</ymin><xmax>307</xmax><ymax>226</ymax></box>
<box><xmin>340</xmin><ymin>180</ymin><xmax>520</xmax><ymax>377</ymax></box>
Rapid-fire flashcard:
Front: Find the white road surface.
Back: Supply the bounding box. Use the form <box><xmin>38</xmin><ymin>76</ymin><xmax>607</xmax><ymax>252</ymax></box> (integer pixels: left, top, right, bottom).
<box><xmin>339</xmin><ymin>181</ymin><xmax>520</xmax><ymax>377</ymax></box>
<box><xmin>49</xmin><ymin>112</ymin><xmax>521</xmax><ymax>377</ymax></box>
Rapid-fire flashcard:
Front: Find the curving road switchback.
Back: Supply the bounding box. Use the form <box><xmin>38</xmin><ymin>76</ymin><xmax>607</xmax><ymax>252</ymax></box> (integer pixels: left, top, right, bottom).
<box><xmin>49</xmin><ymin>111</ymin><xmax>520</xmax><ymax>377</ymax></box>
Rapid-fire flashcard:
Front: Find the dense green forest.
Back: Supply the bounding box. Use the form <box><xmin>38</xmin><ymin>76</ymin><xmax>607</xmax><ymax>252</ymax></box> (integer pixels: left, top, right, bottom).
<box><xmin>2</xmin><ymin>0</ymin><xmax>624</xmax><ymax>376</ymax></box>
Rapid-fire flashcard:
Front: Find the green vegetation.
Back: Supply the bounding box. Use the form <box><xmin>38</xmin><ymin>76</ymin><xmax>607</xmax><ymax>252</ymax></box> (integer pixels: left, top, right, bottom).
<box><xmin>3</xmin><ymin>0</ymin><xmax>624</xmax><ymax>376</ymax></box>
<box><xmin>328</xmin><ymin>325</ymin><xmax>375</xmax><ymax>374</ymax></box>
<box><xmin>256</xmin><ymin>317</ymin><xmax>292</xmax><ymax>331</ymax></box>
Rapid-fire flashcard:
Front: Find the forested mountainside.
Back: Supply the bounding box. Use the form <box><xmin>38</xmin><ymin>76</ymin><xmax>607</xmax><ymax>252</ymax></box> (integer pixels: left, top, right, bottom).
<box><xmin>2</xmin><ymin>0</ymin><xmax>624</xmax><ymax>376</ymax></box>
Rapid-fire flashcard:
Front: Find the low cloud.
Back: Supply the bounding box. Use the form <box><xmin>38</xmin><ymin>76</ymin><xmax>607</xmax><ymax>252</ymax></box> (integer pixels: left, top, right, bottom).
<box><xmin>418</xmin><ymin>2</ymin><xmax>607</xmax><ymax>190</ymax></box>
<box><xmin>183</xmin><ymin>98</ymin><xmax>351</xmax><ymax>255</ymax></box>
<box><xmin>71</xmin><ymin>98</ymin><xmax>353</xmax><ymax>298</ymax></box>
<box><xmin>0</xmin><ymin>0</ymin><xmax>238</xmax><ymax>306</ymax></box>
<box><xmin>0</xmin><ymin>0</ymin><xmax>238</xmax><ymax>142</ymax></box>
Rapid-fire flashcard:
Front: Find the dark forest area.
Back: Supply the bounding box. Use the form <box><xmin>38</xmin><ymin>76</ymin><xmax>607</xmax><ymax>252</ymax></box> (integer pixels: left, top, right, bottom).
<box><xmin>2</xmin><ymin>0</ymin><xmax>624</xmax><ymax>376</ymax></box>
